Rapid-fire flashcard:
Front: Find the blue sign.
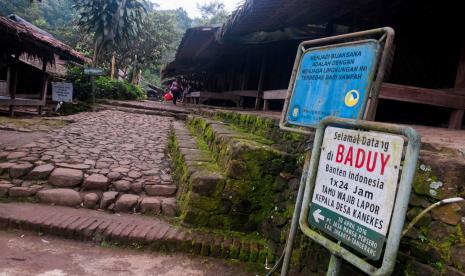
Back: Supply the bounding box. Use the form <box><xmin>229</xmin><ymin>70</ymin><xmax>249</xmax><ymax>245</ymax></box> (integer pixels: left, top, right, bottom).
<box><xmin>287</xmin><ymin>40</ymin><xmax>379</xmax><ymax>127</ymax></box>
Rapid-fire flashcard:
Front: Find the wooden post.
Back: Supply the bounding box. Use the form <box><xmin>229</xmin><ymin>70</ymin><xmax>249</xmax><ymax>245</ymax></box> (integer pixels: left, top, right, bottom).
<box><xmin>448</xmin><ymin>41</ymin><xmax>465</xmax><ymax>129</ymax></box>
<box><xmin>228</xmin><ymin>69</ymin><xmax>235</xmax><ymax>92</ymax></box>
<box><xmin>5</xmin><ymin>66</ymin><xmax>11</xmax><ymax>97</ymax></box>
<box><xmin>255</xmin><ymin>46</ymin><xmax>267</xmax><ymax>110</ymax></box>
<box><xmin>9</xmin><ymin>52</ymin><xmax>20</xmax><ymax>116</ymax></box>
<box><xmin>38</xmin><ymin>58</ymin><xmax>48</xmax><ymax>115</ymax></box>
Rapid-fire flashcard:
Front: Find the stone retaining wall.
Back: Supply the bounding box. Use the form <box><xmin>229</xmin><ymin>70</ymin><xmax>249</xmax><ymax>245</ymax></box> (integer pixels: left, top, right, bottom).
<box><xmin>184</xmin><ymin>109</ymin><xmax>465</xmax><ymax>275</ymax></box>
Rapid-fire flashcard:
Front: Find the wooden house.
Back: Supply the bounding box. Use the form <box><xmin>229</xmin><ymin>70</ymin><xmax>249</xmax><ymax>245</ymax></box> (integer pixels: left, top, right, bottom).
<box><xmin>0</xmin><ymin>14</ymin><xmax>89</xmax><ymax>115</ymax></box>
<box><xmin>163</xmin><ymin>0</ymin><xmax>465</xmax><ymax>129</ymax></box>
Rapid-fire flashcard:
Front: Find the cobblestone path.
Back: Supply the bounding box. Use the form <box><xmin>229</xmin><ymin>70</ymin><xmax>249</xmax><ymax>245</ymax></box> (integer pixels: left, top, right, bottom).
<box><xmin>0</xmin><ymin>110</ymin><xmax>177</xmax><ymax>216</ymax></box>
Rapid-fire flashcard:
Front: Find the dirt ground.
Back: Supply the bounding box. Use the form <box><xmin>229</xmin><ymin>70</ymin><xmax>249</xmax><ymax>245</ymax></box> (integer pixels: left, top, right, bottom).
<box><xmin>0</xmin><ymin>230</ymin><xmax>263</xmax><ymax>276</ymax></box>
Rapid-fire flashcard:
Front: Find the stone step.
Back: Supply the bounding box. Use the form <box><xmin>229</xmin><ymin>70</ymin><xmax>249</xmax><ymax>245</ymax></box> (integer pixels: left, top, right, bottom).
<box><xmin>170</xmin><ymin>118</ymin><xmax>299</xmax><ymax>236</ymax></box>
<box><xmin>192</xmin><ymin>108</ymin><xmax>308</xmax><ymax>154</ymax></box>
<box><xmin>0</xmin><ymin>202</ymin><xmax>273</xmax><ymax>263</ymax></box>
<box><xmin>100</xmin><ymin>101</ymin><xmax>188</xmax><ymax>120</ymax></box>
<box><xmin>187</xmin><ymin>115</ymin><xmax>295</xmax><ymax>180</ymax></box>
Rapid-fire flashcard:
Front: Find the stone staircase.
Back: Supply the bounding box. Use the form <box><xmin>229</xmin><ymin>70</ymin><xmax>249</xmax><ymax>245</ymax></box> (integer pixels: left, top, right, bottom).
<box><xmin>0</xmin><ymin>110</ymin><xmax>179</xmax><ymax>217</ymax></box>
<box><xmin>169</xmin><ymin>114</ymin><xmax>301</xmax><ymax>246</ymax></box>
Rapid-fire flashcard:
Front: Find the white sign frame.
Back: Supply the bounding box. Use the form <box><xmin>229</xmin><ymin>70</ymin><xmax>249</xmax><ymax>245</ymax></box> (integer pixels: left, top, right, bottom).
<box><xmin>52</xmin><ymin>82</ymin><xmax>73</xmax><ymax>102</ymax></box>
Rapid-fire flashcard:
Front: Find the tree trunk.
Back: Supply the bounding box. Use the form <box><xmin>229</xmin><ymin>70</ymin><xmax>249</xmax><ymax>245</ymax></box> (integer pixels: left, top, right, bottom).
<box><xmin>110</xmin><ymin>51</ymin><xmax>116</xmax><ymax>79</ymax></box>
<box><xmin>92</xmin><ymin>42</ymin><xmax>99</xmax><ymax>67</ymax></box>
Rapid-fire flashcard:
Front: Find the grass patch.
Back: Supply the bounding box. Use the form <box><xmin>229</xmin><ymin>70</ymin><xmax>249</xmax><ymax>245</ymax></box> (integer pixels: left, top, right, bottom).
<box><xmin>0</xmin><ymin>116</ymin><xmax>68</xmax><ymax>131</ymax></box>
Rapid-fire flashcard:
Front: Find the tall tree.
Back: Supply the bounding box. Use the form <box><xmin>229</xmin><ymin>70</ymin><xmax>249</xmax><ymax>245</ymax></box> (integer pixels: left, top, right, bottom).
<box><xmin>106</xmin><ymin>10</ymin><xmax>178</xmax><ymax>84</ymax></box>
<box><xmin>73</xmin><ymin>0</ymin><xmax>148</xmax><ymax>66</ymax></box>
<box><xmin>193</xmin><ymin>0</ymin><xmax>229</xmax><ymax>26</ymax></box>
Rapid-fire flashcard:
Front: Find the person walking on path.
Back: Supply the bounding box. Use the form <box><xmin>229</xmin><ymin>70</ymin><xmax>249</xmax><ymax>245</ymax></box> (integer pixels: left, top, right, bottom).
<box><xmin>170</xmin><ymin>78</ymin><xmax>182</xmax><ymax>105</ymax></box>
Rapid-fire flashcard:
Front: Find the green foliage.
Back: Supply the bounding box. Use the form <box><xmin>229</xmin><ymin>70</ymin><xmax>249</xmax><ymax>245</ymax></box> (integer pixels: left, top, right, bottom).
<box><xmin>94</xmin><ymin>77</ymin><xmax>145</xmax><ymax>100</ymax></box>
<box><xmin>73</xmin><ymin>0</ymin><xmax>148</xmax><ymax>64</ymax></box>
<box><xmin>0</xmin><ymin>0</ymin><xmax>83</xmax><ymax>46</ymax></box>
<box><xmin>66</xmin><ymin>66</ymin><xmax>145</xmax><ymax>101</ymax></box>
<box><xmin>192</xmin><ymin>0</ymin><xmax>229</xmax><ymax>26</ymax></box>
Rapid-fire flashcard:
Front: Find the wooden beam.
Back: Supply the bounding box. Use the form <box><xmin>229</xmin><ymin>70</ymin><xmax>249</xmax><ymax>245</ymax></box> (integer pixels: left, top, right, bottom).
<box><xmin>263</xmin><ymin>89</ymin><xmax>287</xmax><ymax>100</ymax></box>
<box><xmin>8</xmin><ymin>53</ymin><xmax>20</xmax><ymax>117</ymax></box>
<box><xmin>379</xmin><ymin>83</ymin><xmax>465</xmax><ymax>110</ymax></box>
<box><xmin>448</xmin><ymin>110</ymin><xmax>464</xmax><ymax>129</ymax></box>
<box><xmin>0</xmin><ymin>98</ymin><xmax>45</xmax><ymax>106</ymax></box>
<box><xmin>11</xmin><ymin>52</ymin><xmax>19</xmax><ymax>99</ymax></box>
<box><xmin>5</xmin><ymin>66</ymin><xmax>11</xmax><ymax>97</ymax></box>
<box><xmin>455</xmin><ymin>40</ymin><xmax>465</xmax><ymax>88</ymax></box>
<box><xmin>255</xmin><ymin>46</ymin><xmax>267</xmax><ymax>110</ymax></box>
<box><xmin>39</xmin><ymin>58</ymin><xmax>49</xmax><ymax>115</ymax></box>
<box><xmin>449</xmin><ymin>40</ymin><xmax>465</xmax><ymax>128</ymax></box>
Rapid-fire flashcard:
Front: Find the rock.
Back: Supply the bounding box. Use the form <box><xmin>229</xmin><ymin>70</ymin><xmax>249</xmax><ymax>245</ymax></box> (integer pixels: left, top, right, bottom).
<box><xmin>107</xmin><ymin>171</ymin><xmax>122</xmax><ymax>181</ymax></box>
<box><xmin>142</xmin><ymin>169</ymin><xmax>158</xmax><ymax>176</ymax></box>
<box><xmin>191</xmin><ymin>171</ymin><xmax>225</xmax><ymax>196</ymax></box>
<box><xmin>451</xmin><ymin>245</ymin><xmax>465</xmax><ymax>269</ymax></box>
<box><xmin>95</xmin><ymin>162</ymin><xmax>110</xmax><ymax>169</ymax></box>
<box><xmin>445</xmin><ymin>265</ymin><xmax>465</xmax><ymax>276</ymax></box>
<box><xmin>272</xmin><ymin>176</ymin><xmax>287</xmax><ymax>192</ymax></box>
<box><xmin>26</xmin><ymin>164</ymin><xmax>54</xmax><ymax>180</ymax></box>
<box><xmin>427</xmin><ymin>221</ymin><xmax>457</xmax><ymax>243</ymax></box>
<box><xmin>431</xmin><ymin>203</ymin><xmax>462</xmax><ymax>225</ymax></box>
<box><xmin>0</xmin><ymin>183</ymin><xmax>14</xmax><ymax>196</ymax></box>
<box><xmin>128</xmin><ymin>171</ymin><xmax>142</xmax><ymax>178</ymax></box>
<box><xmin>48</xmin><ymin>168</ymin><xmax>83</xmax><ymax>187</ymax></box>
<box><xmin>9</xmin><ymin>163</ymin><xmax>34</xmax><ymax>178</ymax></box>
<box><xmin>416</xmin><ymin>153</ymin><xmax>465</xmax><ymax>199</ymax></box>
<box><xmin>56</xmin><ymin>163</ymin><xmax>90</xmax><ymax>170</ymax></box>
<box><xmin>100</xmin><ymin>191</ymin><xmax>118</xmax><ymax>209</ymax></box>
<box><xmin>83</xmin><ymin>193</ymin><xmax>99</xmax><ymax>209</ymax></box>
<box><xmin>288</xmin><ymin>178</ymin><xmax>300</xmax><ymax>191</ymax></box>
<box><xmin>7</xmin><ymin>152</ymin><xmax>27</xmax><ymax>160</ymax></box>
<box><xmin>407</xmin><ymin>207</ymin><xmax>431</xmax><ymax>227</ymax></box>
<box><xmin>160</xmin><ymin>173</ymin><xmax>171</xmax><ymax>182</ymax></box>
<box><xmin>409</xmin><ymin>193</ymin><xmax>431</xmax><ymax>208</ymax></box>
<box><xmin>140</xmin><ymin>197</ymin><xmax>161</xmax><ymax>214</ymax></box>
<box><xmin>0</xmin><ymin>162</ymin><xmax>16</xmax><ymax>174</ymax></box>
<box><xmin>0</xmin><ymin>152</ymin><xmax>8</xmax><ymax>160</ymax></box>
<box><xmin>409</xmin><ymin>240</ymin><xmax>442</xmax><ymax>263</ymax></box>
<box><xmin>82</xmin><ymin>174</ymin><xmax>109</xmax><ymax>190</ymax></box>
<box><xmin>112</xmin><ymin>167</ymin><xmax>130</xmax><ymax>174</ymax></box>
<box><xmin>404</xmin><ymin>259</ymin><xmax>440</xmax><ymax>276</ymax></box>
<box><xmin>161</xmin><ymin>198</ymin><xmax>177</xmax><ymax>217</ymax></box>
<box><xmin>131</xmin><ymin>181</ymin><xmax>144</xmax><ymax>194</ymax></box>
<box><xmin>114</xmin><ymin>194</ymin><xmax>140</xmax><ymax>213</ymax></box>
<box><xmin>37</xmin><ymin>189</ymin><xmax>82</xmax><ymax>206</ymax></box>
<box><xmin>259</xmin><ymin>220</ymin><xmax>282</xmax><ymax>243</ymax></box>
<box><xmin>145</xmin><ymin>185</ymin><xmax>177</xmax><ymax>196</ymax></box>
<box><xmin>8</xmin><ymin>186</ymin><xmax>36</xmax><ymax>197</ymax></box>
<box><xmin>113</xmin><ymin>180</ymin><xmax>131</xmax><ymax>192</ymax></box>
<box><xmin>84</xmin><ymin>159</ymin><xmax>96</xmax><ymax>166</ymax></box>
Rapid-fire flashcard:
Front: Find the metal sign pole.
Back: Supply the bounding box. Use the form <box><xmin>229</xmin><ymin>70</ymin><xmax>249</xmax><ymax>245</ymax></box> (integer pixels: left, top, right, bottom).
<box><xmin>280</xmin><ymin>145</ymin><xmax>313</xmax><ymax>275</ymax></box>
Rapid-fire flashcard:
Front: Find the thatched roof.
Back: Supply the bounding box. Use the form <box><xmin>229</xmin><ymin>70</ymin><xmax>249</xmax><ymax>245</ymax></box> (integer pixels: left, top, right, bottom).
<box><xmin>0</xmin><ymin>15</ymin><xmax>90</xmax><ymax>64</ymax></box>
<box><xmin>162</xmin><ymin>27</ymin><xmax>222</xmax><ymax>78</ymax></box>
<box><xmin>220</xmin><ymin>0</ymin><xmax>379</xmax><ymax>38</ymax></box>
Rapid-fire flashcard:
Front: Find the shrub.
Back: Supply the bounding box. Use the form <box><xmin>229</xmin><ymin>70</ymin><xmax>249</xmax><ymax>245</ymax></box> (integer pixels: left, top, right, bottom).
<box><xmin>95</xmin><ymin>77</ymin><xmax>146</xmax><ymax>100</ymax></box>
<box><xmin>66</xmin><ymin>66</ymin><xmax>146</xmax><ymax>101</ymax></box>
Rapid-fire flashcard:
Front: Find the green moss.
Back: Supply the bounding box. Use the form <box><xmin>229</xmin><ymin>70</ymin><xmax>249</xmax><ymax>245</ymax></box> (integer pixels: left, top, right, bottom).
<box><xmin>412</xmin><ymin>165</ymin><xmax>442</xmax><ymax>199</ymax></box>
<box><xmin>457</xmin><ymin>223</ymin><xmax>465</xmax><ymax>244</ymax></box>
<box><xmin>189</xmin><ymin>193</ymin><xmax>220</xmax><ymax>211</ymax></box>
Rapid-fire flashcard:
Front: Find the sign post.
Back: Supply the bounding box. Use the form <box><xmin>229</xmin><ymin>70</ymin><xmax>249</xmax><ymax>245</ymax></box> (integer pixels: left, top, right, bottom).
<box><xmin>84</xmin><ymin>68</ymin><xmax>104</xmax><ymax>106</ymax></box>
<box><xmin>51</xmin><ymin>82</ymin><xmax>73</xmax><ymax>102</ymax></box>
<box><xmin>299</xmin><ymin>117</ymin><xmax>420</xmax><ymax>275</ymax></box>
<box><xmin>309</xmin><ymin>126</ymin><xmax>403</xmax><ymax>261</ymax></box>
<box><xmin>276</xmin><ymin>28</ymin><xmax>421</xmax><ymax>276</ymax></box>
<box><xmin>279</xmin><ymin>28</ymin><xmax>395</xmax><ymax>133</ymax></box>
